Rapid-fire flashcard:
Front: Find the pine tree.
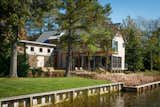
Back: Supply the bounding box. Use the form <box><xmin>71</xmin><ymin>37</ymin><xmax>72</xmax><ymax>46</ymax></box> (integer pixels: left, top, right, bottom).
<box><xmin>57</xmin><ymin>0</ymin><xmax>112</xmax><ymax>76</ymax></box>
<box><xmin>0</xmin><ymin>0</ymin><xmax>58</xmax><ymax>77</ymax></box>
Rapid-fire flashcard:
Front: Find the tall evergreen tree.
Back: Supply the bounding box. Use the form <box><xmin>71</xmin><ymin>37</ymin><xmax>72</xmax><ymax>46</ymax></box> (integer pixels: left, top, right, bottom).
<box><xmin>57</xmin><ymin>0</ymin><xmax>112</xmax><ymax>76</ymax></box>
<box><xmin>57</xmin><ymin>0</ymin><xmax>109</xmax><ymax>76</ymax></box>
<box><xmin>0</xmin><ymin>0</ymin><xmax>58</xmax><ymax>77</ymax></box>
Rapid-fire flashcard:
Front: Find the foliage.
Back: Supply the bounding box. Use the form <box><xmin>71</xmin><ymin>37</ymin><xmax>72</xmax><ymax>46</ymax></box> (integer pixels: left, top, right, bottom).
<box><xmin>17</xmin><ymin>54</ymin><xmax>30</xmax><ymax>77</ymax></box>
<box><xmin>0</xmin><ymin>0</ymin><xmax>58</xmax><ymax>77</ymax></box>
<box><xmin>122</xmin><ymin>16</ymin><xmax>144</xmax><ymax>71</ymax></box>
<box><xmin>0</xmin><ymin>30</ymin><xmax>12</xmax><ymax>76</ymax></box>
<box><xmin>30</xmin><ymin>67</ymin><xmax>43</xmax><ymax>77</ymax></box>
<box><xmin>150</xmin><ymin>28</ymin><xmax>160</xmax><ymax>70</ymax></box>
<box><xmin>0</xmin><ymin>56</ymin><xmax>10</xmax><ymax>77</ymax></box>
<box><xmin>122</xmin><ymin>16</ymin><xmax>160</xmax><ymax>72</ymax></box>
<box><xmin>57</xmin><ymin>0</ymin><xmax>112</xmax><ymax>75</ymax></box>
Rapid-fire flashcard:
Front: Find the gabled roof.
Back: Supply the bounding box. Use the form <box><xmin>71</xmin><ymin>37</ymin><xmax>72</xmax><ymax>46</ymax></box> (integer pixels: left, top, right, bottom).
<box><xmin>36</xmin><ymin>31</ymin><xmax>64</xmax><ymax>42</ymax></box>
<box><xmin>19</xmin><ymin>40</ymin><xmax>56</xmax><ymax>47</ymax></box>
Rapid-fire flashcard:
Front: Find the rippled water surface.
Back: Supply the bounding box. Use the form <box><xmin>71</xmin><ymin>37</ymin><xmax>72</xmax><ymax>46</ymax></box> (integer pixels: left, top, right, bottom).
<box><xmin>46</xmin><ymin>88</ymin><xmax>160</xmax><ymax>107</ymax></box>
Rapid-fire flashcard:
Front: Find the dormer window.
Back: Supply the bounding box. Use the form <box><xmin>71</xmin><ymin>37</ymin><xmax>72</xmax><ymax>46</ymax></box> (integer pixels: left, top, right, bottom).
<box><xmin>47</xmin><ymin>49</ymin><xmax>50</xmax><ymax>53</ymax></box>
<box><xmin>31</xmin><ymin>47</ymin><xmax>34</xmax><ymax>52</ymax></box>
<box><xmin>112</xmin><ymin>40</ymin><xmax>118</xmax><ymax>52</ymax></box>
<box><xmin>39</xmin><ymin>48</ymin><xmax>43</xmax><ymax>52</ymax></box>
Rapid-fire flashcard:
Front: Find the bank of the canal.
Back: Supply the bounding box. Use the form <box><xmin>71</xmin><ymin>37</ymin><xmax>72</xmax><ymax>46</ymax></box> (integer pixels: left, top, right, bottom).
<box><xmin>52</xmin><ymin>87</ymin><xmax>160</xmax><ymax>107</ymax></box>
<box><xmin>72</xmin><ymin>71</ymin><xmax>160</xmax><ymax>86</ymax></box>
<box><xmin>0</xmin><ymin>77</ymin><xmax>124</xmax><ymax>107</ymax></box>
<box><xmin>0</xmin><ymin>77</ymin><xmax>110</xmax><ymax>98</ymax></box>
<box><xmin>1</xmin><ymin>74</ymin><xmax>160</xmax><ymax>107</ymax></box>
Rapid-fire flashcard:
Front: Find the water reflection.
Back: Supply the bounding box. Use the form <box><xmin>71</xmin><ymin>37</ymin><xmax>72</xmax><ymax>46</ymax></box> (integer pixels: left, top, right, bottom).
<box><xmin>46</xmin><ymin>88</ymin><xmax>160</xmax><ymax>107</ymax></box>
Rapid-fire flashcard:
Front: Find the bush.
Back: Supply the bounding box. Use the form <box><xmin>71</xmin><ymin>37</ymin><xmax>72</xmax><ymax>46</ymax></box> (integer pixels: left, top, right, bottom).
<box><xmin>17</xmin><ymin>54</ymin><xmax>30</xmax><ymax>77</ymax></box>
<box><xmin>0</xmin><ymin>56</ymin><xmax>10</xmax><ymax>77</ymax></box>
<box><xmin>30</xmin><ymin>67</ymin><xmax>43</xmax><ymax>77</ymax></box>
<box><xmin>0</xmin><ymin>41</ymin><xmax>10</xmax><ymax>77</ymax></box>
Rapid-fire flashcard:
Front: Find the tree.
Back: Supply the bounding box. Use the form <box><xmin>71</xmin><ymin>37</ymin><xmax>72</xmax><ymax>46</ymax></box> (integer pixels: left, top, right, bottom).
<box><xmin>134</xmin><ymin>17</ymin><xmax>160</xmax><ymax>71</ymax></box>
<box><xmin>0</xmin><ymin>0</ymin><xmax>58</xmax><ymax>77</ymax></box>
<box><xmin>80</xmin><ymin>31</ymin><xmax>98</xmax><ymax>71</ymax></box>
<box><xmin>76</xmin><ymin>4</ymin><xmax>112</xmax><ymax>71</ymax></box>
<box><xmin>122</xmin><ymin>16</ymin><xmax>144</xmax><ymax>71</ymax></box>
<box><xmin>88</xmin><ymin>4</ymin><xmax>113</xmax><ymax>71</ymax></box>
<box><xmin>94</xmin><ymin>23</ymin><xmax>116</xmax><ymax>71</ymax></box>
<box><xmin>0</xmin><ymin>29</ymin><xmax>11</xmax><ymax>76</ymax></box>
<box><xmin>57</xmin><ymin>0</ymin><xmax>111</xmax><ymax>76</ymax></box>
<box><xmin>151</xmin><ymin>28</ymin><xmax>160</xmax><ymax>70</ymax></box>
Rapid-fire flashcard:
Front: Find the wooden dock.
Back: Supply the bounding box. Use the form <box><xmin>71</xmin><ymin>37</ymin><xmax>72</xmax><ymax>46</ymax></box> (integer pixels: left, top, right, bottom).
<box><xmin>0</xmin><ymin>82</ymin><xmax>123</xmax><ymax>107</ymax></box>
<box><xmin>123</xmin><ymin>81</ymin><xmax>160</xmax><ymax>92</ymax></box>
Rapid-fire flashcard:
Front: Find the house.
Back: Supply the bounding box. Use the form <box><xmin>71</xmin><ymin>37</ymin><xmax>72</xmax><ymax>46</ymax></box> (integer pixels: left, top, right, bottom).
<box><xmin>18</xmin><ymin>40</ymin><xmax>56</xmax><ymax>68</ymax></box>
<box><xmin>52</xmin><ymin>32</ymin><xmax>125</xmax><ymax>71</ymax></box>
<box><xmin>18</xmin><ymin>31</ymin><xmax>125</xmax><ymax>71</ymax></box>
<box><xmin>111</xmin><ymin>33</ymin><xmax>125</xmax><ymax>71</ymax></box>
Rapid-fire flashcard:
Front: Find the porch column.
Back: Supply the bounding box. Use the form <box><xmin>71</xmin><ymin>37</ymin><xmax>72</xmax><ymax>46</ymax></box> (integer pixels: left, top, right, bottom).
<box><xmin>100</xmin><ymin>56</ymin><xmax>102</xmax><ymax>66</ymax></box>
<box><xmin>81</xmin><ymin>56</ymin><xmax>84</xmax><ymax>67</ymax></box>
<box><xmin>93</xmin><ymin>56</ymin><xmax>96</xmax><ymax>70</ymax></box>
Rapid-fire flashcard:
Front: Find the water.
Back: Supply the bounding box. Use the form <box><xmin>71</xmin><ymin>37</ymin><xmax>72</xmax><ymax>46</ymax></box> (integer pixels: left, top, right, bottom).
<box><xmin>47</xmin><ymin>88</ymin><xmax>160</xmax><ymax>107</ymax></box>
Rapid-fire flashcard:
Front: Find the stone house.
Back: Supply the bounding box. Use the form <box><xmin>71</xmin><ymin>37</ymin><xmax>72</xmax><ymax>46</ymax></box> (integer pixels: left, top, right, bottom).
<box><xmin>18</xmin><ymin>40</ymin><xmax>56</xmax><ymax>68</ymax></box>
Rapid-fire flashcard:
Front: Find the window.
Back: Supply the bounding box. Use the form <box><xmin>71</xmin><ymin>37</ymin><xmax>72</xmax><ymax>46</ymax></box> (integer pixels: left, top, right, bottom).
<box><xmin>112</xmin><ymin>40</ymin><xmax>118</xmax><ymax>52</ymax></box>
<box><xmin>30</xmin><ymin>47</ymin><xmax>34</xmax><ymax>52</ymax></box>
<box><xmin>112</xmin><ymin>56</ymin><xmax>121</xmax><ymax>68</ymax></box>
<box><xmin>47</xmin><ymin>49</ymin><xmax>50</xmax><ymax>53</ymax></box>
<box><xmin>39</xmin><ymin>48</ymin><xmax>43</xmax><ymax>52</ymax></box>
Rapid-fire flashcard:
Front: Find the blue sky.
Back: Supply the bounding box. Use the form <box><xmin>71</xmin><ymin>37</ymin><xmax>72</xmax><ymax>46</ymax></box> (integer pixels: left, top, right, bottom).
<box><xmin>98</xmin><ymin>0</ymin><xmax>160</xmax><ymax>23</ymax></box>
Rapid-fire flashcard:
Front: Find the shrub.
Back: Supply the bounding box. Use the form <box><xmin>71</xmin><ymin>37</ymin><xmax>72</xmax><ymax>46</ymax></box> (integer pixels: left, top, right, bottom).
<box><xmin>30</xmin><ymin>67</ymin><xmax>43</xmax><ymax>77</ymax></box>
<box><xmin>17</xmin><ymin>54</ymin><xmax>30</xmax><ymax>77</ymax></box>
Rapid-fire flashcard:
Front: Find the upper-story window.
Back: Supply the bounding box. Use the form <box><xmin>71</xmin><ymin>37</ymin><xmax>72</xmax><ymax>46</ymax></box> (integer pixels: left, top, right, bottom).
<box><xmin>47</xmin><ymin>49</ymin><xmax>50</xmax><ymax>53</ymax></box>
<box><xmin>30</xmin><ymin>47</ymin><xmax>34</xmax><ymax>52</ymax></box>
<box><xmin>39</xmin><ymin>48</ymin><xmax>43</xmax><ymax>52</ymax></box>
<box><xmin>112</xmin><ymin>40</ymin><xmax>118</xmax><ymax>52</ymax></box>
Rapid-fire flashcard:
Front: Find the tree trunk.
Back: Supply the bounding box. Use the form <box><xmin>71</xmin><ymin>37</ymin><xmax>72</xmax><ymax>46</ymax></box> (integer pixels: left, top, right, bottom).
<box><xmin>70</xmin><ymin>52</ymin><xmax>73</xmax><ymax>71</ymax></box>
<box><xmin>105</xmin><ymin>47</ymin><xmax>109</xmax><ymax>71</ymax></box>
<box><xmin>9</xmin><ymin>26</ymin><xmax>18</xmax><ymax>78</ymax></box>
<box><xmin>150</xmin><ymin>50</ymin><xmax>153</xmax><ymax>71</ymax></box>
<box><xmin>78</xmin><ymin>52</ymin><xmax>81</xmax><ymax>67</ymax></box>
<box><xmin>64</xmin><ymin>29</ymin><xmax>71</xmax><ymax>77</ymax></box>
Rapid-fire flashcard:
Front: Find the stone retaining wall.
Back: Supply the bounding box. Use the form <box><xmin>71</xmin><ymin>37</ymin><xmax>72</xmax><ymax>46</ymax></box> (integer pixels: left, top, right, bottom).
<box><xmin>0</xmin><ymin>83</ymin><xmax>123</xmax><ymax>107</ymax></box>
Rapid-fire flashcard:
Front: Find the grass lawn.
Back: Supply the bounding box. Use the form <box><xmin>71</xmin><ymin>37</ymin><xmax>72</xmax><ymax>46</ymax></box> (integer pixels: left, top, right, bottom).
<box><xmin>0</xmin><ymin>77</ymin><xmax>110</xmax><ymax>98</ymax></box>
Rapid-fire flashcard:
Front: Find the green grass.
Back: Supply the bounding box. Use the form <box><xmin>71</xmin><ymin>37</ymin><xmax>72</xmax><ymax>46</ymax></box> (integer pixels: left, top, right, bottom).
<box><xmin>0</xmin><ymin>77</ymin><xmax>110</xmax><ymax>98</ymax></box>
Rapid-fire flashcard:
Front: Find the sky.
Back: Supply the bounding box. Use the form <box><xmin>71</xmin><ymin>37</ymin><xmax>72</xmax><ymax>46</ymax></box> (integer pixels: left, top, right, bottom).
<box><xmin>98</xmin><ymin>0</ymin><xmax>160</xmax><ymax>23</ymax></box>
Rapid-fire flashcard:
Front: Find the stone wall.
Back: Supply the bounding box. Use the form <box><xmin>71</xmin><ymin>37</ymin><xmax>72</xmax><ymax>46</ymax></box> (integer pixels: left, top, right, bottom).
<box><xmin>28</xmin><ymin>55</ymin><xmax>37</xmax><ymax>68</ymax></box>
<box><xmin>28</xmin><ymin>55</ymin><xmax>54</xmax><ymax>68</ymax></box>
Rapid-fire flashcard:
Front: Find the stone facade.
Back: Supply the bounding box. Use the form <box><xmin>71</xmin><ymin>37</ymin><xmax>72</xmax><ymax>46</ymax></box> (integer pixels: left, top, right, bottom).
<box><xmin>28</xmin><ymin>55</ymin><xmax>38</xmax><ymax>68</ymax></box>
<box><xmin>18</xmin><ymin>40</ymin><xmax>56</xmax><ymax>68</ymax></box>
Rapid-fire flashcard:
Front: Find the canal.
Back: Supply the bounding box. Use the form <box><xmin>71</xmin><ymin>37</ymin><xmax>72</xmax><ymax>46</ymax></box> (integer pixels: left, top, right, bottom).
<box><xmin>48</xmin><ymin>88</ymin><xmax>160</xmax><ymax>107</ymax></box>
